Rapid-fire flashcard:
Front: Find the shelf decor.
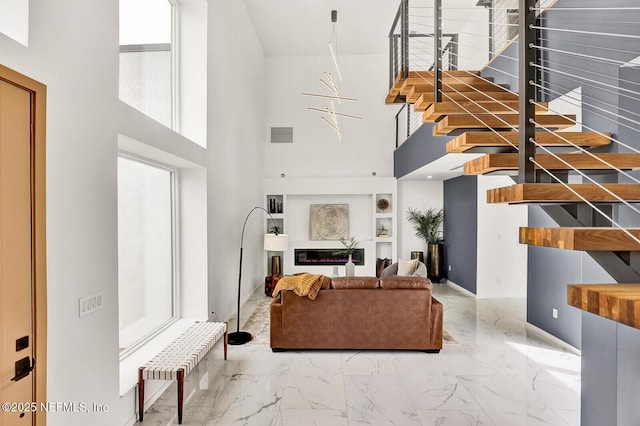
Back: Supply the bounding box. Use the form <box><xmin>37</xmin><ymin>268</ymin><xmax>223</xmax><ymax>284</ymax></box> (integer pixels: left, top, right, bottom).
<box><xmin>310</xmin><ymin>203</ymin><xmax>349</xmax><ymax>240</ymax></box>
<box><xmin>376</xmin><ymin>198</ymin><xmax>390</xmax><ymax>213</ymax></box>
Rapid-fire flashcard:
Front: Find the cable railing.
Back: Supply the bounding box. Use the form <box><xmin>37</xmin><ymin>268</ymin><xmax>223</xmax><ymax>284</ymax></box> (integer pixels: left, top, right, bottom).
<box><xmin>395</xmin><ymin>103</ymin><xmax>424</xmax><ymax>148</ymax></box>
<box><xmin>388</xmin><ymin>0</ymin><xmax>640</xmax><ymax>248</ymax></box>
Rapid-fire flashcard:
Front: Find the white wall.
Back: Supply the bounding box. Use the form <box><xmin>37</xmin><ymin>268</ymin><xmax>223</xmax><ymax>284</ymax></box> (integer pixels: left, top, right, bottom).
<box><xmin>207</xmin><ymin>0</ymin><xmax>267</xmax><ymax>324</ymax></box>
<box><xmin>397</xmin><ymin>180</ymin><xmax>444</xmax><ymax>260</ymax></box>
<box><xmin>264</xmin><ymin>54</ymin><xmax>395</xmax><ymax>179</ymax></box>
<box><xmin>0</xmin><ymin>0</ymin><xmax>122</xmax><ymax>424</ymax></box>
<box><xmin>0</xmin><ymin>0</ymin><xmax>265</xmax><ymax>424</ymax></box>
<box><xmin>476</xmin><ymin>175</ymin><xmax>528</xmax><ymax>298</ymax></box>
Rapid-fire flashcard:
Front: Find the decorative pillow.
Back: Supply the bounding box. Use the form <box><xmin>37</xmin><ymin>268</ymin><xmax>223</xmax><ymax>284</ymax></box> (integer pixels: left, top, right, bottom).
<box><xmin>376</xmin><ymin>257</ymin><xmax>393</xmax><ymax>278</ymax></box>
<box><xmin>413</xmin><ymin>261</ymin><xmax>428</xmax><ymax>278</ymax></box>
<box><xmin>397</xmin><ymin>258</ymin><xmax>419</xmax><ymax>276</ymax></box>
<box><xmin>381</xmin><ymin>262</ymin><xmax>398</xmax><ymax>277</ymax></box>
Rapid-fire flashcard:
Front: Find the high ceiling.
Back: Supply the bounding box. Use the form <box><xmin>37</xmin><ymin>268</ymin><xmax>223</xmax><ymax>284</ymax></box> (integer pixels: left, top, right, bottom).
<box><xmin>244</xmin><ymin>0</ymin><xmax>401</xmax><ymax>57</ymax></box>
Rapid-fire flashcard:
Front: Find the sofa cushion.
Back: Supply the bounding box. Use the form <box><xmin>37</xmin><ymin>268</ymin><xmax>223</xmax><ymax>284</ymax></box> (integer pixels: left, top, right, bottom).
<box><xmin>398</xmin><ymin>258</ymin><xmax>419</xmax><ymax>275</ymax></box>
<box><xmin>380</xmin><ymin>276</ymin><xmax>432</xmax><ymax>290</ymax></box>
<box><xmin>331</xmin><ymin>277</ymin><xmax>379</xmax><ymax>289</ymax></box>
<box><xmin>380</xmin><ymin>262</ymin><xmax>398</xmax><ymax>277</ymax></box>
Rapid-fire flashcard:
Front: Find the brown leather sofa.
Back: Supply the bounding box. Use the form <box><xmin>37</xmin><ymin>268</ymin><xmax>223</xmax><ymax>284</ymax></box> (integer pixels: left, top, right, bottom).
<box><xmin>270</xmin><ymin>276</ymin><xmax>443</xmax><ymax>352</ymax></box>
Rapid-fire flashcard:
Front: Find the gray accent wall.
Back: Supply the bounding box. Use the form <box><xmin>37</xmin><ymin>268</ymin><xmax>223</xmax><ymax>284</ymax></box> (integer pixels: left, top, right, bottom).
<box><xmin>581</xmin><ymin>313</ymin><xmax>640</xmax><ymax>426</ymax></box>
<box><xmin>443</xmin><ymin>176</ymin><xmax>477</xmax><ymax>293</ymax></box>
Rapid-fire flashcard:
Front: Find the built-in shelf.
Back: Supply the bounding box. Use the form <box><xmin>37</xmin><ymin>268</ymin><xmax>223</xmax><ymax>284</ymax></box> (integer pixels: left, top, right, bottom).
<box><xmin>264</xmin><ymin>178</ymin><xmax>397</xmax><ymax>277</ymax></box>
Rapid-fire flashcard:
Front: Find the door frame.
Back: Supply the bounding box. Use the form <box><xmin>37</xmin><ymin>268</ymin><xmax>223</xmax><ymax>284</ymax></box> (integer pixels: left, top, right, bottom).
<box><xmin>0</xmin><ymin>64</ymin><xmax>47</xmax><ymax>426</ymax></box>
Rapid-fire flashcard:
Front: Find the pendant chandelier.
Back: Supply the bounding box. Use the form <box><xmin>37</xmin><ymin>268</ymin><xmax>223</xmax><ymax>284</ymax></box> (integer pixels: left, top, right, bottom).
<box><xmin>302</xmin><ymin>10</ymin><xmax>362</xmax><ymax>140</ymax></box>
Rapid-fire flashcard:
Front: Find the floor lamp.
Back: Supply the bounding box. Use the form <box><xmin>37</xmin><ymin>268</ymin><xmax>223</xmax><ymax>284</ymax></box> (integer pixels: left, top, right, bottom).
<box><xmin>228</xmin><ymin>206</ymin><xmax>289</xmax><ymax>345</ymax></box>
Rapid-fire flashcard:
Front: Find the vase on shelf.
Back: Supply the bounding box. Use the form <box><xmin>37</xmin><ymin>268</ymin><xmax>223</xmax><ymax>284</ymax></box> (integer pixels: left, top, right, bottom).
<box><xmin>345</xmin><ymin>254</ymin><xmax>355</xmax><ymax>277</ymax></box>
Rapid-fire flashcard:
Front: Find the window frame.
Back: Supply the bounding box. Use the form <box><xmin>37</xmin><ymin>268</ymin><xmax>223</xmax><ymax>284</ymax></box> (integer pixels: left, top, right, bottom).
<box><xmin>118</xmin><ymin>0</ymin><xmax>179</xmax><ymax>131</ymax></box>
<box><xmin>117</xmin><ymin>152</ymin><xmax>181</xmax><ymax>360</ymax></box>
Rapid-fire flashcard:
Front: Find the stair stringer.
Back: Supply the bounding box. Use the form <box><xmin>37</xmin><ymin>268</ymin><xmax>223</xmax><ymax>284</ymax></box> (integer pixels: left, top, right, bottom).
<box><xmin>541</xmin><ymin>204</ymin><xmax>640</xmax><ymax>282</ymax></box>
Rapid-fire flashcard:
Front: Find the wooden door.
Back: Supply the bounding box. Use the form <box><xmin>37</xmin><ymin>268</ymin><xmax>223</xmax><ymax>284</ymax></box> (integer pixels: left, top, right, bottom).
<box><xmin>0</xmin><ymin>66</ymin><xmax>47</xmax><ymax>426</ymax></box>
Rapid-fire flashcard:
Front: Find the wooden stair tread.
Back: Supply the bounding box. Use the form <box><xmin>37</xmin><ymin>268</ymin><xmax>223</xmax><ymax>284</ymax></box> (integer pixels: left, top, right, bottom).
<box><xmin>446</xmin><ymin>131</ymin><xmax>612</xmax><ymax>153</ymax></box>
<box><xmin>568</xmin><ymin>284</ymin><xmax>640</xmax><ymax>330</ymax></box>
<box><xmin>465</xmin><ymin>153</ymin><xmax>640</xmax><ymax>174</ymax></box>
<box><xmin>434</xmin><ymin>114</ymin><xmax>577</xmax><ymax>135</ymax></box>
<box><xmin>424</xmin><ymin>101</ymin><xmax>549</xmax><ymax>122</ymax></box>
<box><xmin>404</xmin><ymin>82</ymin><xmax>509</xmax><ymax>100</ymax></box>
<box><xmin>386</xmin><ymin>70</ymin><xmax>481</xmax><ymax>102</ymax></box>
<box><xmin>415</xmin><ymin>91</ymin><xmax>519</xmax><ymax>111</ymax></box>
<box><xmin>520</xmin><ymin>227</ymin><xmax>640</xmax><ymax>251</ymax></box>
<box><xmin>404</xmin><ymin>70</ymin><xmax>481</xmax><ymax>78</ymax></box>
<box><xmin>488</xmin><ymin>183</ymin><xmax>640</xmax><ymax>204</ymax></box>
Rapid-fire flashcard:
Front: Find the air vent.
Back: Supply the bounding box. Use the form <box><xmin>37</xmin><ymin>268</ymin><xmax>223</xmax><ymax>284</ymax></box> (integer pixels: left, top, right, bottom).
<box><xmin>271</xmin><ymin>127</ymin><xmax>293</xmax><ymax>143</ymax></box>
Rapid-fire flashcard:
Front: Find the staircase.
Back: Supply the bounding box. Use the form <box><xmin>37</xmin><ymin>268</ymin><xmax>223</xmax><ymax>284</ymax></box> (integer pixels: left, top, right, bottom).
<box><xmin>387</xmin><ymin>69</ymin><xmax>640</xmax><ymax>330</ymax></box>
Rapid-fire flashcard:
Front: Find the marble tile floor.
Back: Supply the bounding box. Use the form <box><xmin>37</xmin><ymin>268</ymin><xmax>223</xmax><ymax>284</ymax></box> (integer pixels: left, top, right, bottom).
<box><xmin>135</xmin><ymin>284</ymin><xmax>581</xmax><ymax>426</ymax></box>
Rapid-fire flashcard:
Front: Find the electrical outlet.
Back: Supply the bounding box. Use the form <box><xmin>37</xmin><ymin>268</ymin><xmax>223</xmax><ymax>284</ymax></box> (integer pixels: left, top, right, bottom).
<box><xmin>552</xmin><ymin>308</ymin><xmax>558</xmax><ymax>319</ymax></box>
<box><xmin>448</xmin><ymin>265</ymin><xmax>452</xmax><ymax>271</ymax></box>
<box><xmin>79</xmin><ymin>292</ymin><xmax>104</xmax><ymax>318</ymax></box>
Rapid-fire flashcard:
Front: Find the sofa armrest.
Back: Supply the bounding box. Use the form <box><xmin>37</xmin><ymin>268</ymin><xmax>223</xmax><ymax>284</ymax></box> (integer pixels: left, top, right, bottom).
<box><xmin>430</xmin><ymin>297</ymin><xmax>443</xmax><ymax>349</ymax></box>
<box><xmin>269</xmin><ymin>297</ymin><xmax>283</xmax><ymax>348</ymax></box>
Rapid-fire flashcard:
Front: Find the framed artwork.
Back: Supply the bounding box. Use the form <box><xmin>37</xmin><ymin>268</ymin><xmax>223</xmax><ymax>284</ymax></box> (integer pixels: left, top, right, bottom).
<box><xmin>310</xmin><ymin>204</ymin><xmax>349</xmax><ymax>240</ymax></box>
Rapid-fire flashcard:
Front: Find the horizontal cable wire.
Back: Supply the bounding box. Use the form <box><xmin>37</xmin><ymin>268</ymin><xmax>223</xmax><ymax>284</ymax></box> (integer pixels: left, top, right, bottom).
<box><xmin>446</xmin><ymin>50</ymin><xmax>519</xmax><ymax>80</ymax></box>
<box><xmin>538</xmin><ymin>17</ymin><xmax>640</xmax><ymax>26</ymax></box>
<box><xmin>530</xmin><ymin>93</ymin><xmax>640</xmax><ymax>157</ymax></box>
<box><xmin>441</xmin><ymin>17</ymin><xmax>518</xmax><ymax>26</ymax></box>
<box><xmin>440</xmin><ymin>41</ymin><xmax>518</xmax><ymax>63</ymax></box>
<box><xmin>531</xmin><ymin>140</ymin><xmax>640</xmax><ymax>191</ymax></box>
<box><xmin>538</xmin><ymin>37</ymin><xmax>640</xmax><ymax>60</ymax></box>
<box><xmin>531</xmin><ymin>26</ymin><xmax>640</xmax><ymax>40</ymax></box>
<box><xmin>530</xmin><ymin>116</ymin><xmax>640</xmax><ymax>181</ymax></box>
<box><xmin>531</xmin><ymin>159</ymin><xmax>640</xmax><ymax>247</ymax></box>
<box><xmin>532</xmin><ymin>7</ymin><xmax>640</xmax><ymax>11</ymax></box>
<box><xmin>446</xmin><ymin>40</ymin><xmax>518</xmax><ymax>63</ymax></box>
<box><xmin>533</xmin><ymin>83</ymin><xmax>640</xmax><ymax>133</ymax></box>
<box><xmin>532</xmin><ymin>45</ymin><xmax>631</xmax><ymax>67</ymax></box>
<box><xmin>531</xmin><ymin>65</ymin><xmax>640</xmax><ymax>104</ymax></box>
<box><xmin>538</xmin><ymin>58</ymin><xmax>640</xmax><ymax>91</ymax></box>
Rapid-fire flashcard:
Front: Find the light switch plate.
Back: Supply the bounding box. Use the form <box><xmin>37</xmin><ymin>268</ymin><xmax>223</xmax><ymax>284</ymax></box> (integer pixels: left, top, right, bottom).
<box><xmin>79</xmin><ymin>292</ymin><xmax>104</xmax><ymax>317</ymax></box>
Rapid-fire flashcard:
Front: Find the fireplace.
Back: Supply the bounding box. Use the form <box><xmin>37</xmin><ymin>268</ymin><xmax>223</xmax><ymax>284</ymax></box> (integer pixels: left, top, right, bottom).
<box><xmin>294</xmin><ymin>248</ymin><xmax>365</xmax><ymax>266</ymax></box>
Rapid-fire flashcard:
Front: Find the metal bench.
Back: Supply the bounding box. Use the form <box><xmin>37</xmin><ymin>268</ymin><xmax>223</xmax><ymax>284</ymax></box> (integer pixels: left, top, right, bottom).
<box><xmin>137</xmin><ymin>321</ymin><xmax>228</xmax><ymax>424</ymax></box>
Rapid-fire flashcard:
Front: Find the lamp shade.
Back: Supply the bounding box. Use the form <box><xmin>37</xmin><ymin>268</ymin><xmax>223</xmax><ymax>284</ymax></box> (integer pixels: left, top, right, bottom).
<box><xmin>264</xmin><ymin>233</ymin><xmax>289</xmax><ymax>251</ymax></box>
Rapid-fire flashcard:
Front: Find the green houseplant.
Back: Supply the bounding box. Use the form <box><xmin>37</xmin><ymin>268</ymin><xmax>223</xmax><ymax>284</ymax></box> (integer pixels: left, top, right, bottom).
<box><xmin>335</xmin><ymin>237</ymin><xmax>359</xmax><ymax>276</ymax></box>
<box><xmin>406</xmin><ymin>207</ymin><xmax>444</xmax><ymax>281</ymax></box>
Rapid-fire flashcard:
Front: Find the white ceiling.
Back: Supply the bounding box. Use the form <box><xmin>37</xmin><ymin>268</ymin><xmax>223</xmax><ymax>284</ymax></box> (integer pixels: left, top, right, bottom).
<box><xmin>244</xmin><ymin>0</ymin><xmax>486</xmax><ymax>181</ymax></box>
<box><xmin>244</xmin><ymin>0</ymin><xmax>401</xmax><ymax>57</ymax></box>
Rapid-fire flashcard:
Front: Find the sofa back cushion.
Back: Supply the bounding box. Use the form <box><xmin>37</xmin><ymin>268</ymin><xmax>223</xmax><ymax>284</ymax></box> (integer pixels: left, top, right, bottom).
<box><xmin>380</xmin><ymin>276</ymin><xmax>432</xmax><ymax>290</ymax></box>
<box><xmin>331</xmin><ymin>277</ymin><xmax>379</xmax><ymax>289</ymax></box>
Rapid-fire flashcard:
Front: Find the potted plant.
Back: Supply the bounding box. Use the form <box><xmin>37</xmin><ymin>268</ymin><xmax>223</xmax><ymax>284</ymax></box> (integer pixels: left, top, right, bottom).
<box><xmin>335</xmin><ymin>236</ymin><xmax>359</xmax><ymax>276</ymax></box>
<box><xmin>406</xmin><ymin>207</ymin><xmax>444</xmax><ymax>281</ymax></box>
<box><xmin>377</xmin><ymin>224</ymin><xmax>390</xmax><ymax>238</ymax></box>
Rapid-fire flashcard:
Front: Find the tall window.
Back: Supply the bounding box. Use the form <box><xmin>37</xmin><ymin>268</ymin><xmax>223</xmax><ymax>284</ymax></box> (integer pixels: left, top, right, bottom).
<box><xmin>118</xmin><ymin>156</ymin><xmax>176</xmax><ymax>353</ymax></box>
<box><xmin>119</xmin><ymin>0</ymin><xmax>174</xmax><ymax>128</ymax></box>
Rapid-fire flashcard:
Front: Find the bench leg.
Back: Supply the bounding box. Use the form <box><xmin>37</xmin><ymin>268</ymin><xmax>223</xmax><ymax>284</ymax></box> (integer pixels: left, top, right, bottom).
<box><xmin>177</xmin><ymin>369</ymin><xmax>185</xmax><ymax>424</ymax></box>
<box><xmin>224</xmin><ymin>323</ymin><xmax>228</xmax><ymax>360</ymax></box>
<box><xmin>138</xmin><ymin>367</ymin><xmax>145</xmax><ymax>422</ymax></box>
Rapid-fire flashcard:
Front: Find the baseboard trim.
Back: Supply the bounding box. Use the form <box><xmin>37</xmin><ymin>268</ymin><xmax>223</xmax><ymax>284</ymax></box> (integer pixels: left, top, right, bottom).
<box><xmin>525</xmin><ymin>322</ymin><xmax>581</xmax><ymax>356</ymax></box>
<box><xmin>444</xmin><ymin>280</ymin><xmax>581</xmax><ymax>355</ymax></box>
<box><xmin>444</xmin><ymin>279</ymin><xmax>477</xmax><ymax>298</ymax></box>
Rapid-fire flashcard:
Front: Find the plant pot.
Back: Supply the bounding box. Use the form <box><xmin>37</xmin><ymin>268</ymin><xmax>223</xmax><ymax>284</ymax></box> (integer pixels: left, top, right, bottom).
<box><xmin>427</xmin><ymin>243</ymin><xmax>444</xmax><ymax>282</ymax></box>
